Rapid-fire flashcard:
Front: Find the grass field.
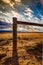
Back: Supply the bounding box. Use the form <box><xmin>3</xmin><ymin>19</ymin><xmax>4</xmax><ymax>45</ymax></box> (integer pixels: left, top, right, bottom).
<box><xmin>0</xmin><ymin>32</ymin><xmax>43</xmax><ymax>65</ymax></box>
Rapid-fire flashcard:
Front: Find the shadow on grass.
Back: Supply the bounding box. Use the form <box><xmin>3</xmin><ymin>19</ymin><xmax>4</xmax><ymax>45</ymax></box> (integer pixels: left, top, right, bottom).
<box><xmin>26</xmin><ymin>44</ymin><xmax>42</xmax><ymax>64</ymax></box>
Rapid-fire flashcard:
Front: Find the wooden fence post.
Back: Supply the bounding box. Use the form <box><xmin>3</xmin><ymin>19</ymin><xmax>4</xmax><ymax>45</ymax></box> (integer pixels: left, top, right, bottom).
<box><xmin>12</xmin><ymin>17</ymin><xmax>19</xmax><ymax>65</ymax></box>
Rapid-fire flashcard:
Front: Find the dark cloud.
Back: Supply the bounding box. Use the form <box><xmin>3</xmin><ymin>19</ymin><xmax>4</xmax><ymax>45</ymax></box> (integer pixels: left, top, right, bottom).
<box><xmin>0</xmin><ymin>20</ymin><xmax>11</xmax><ymax>29</ymax></box>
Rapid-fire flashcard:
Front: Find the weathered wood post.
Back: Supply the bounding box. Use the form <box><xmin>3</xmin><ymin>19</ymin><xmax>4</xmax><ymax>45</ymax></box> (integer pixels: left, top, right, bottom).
<box><xmin>12</xmin><ymin>17</ymin><xmax>19</xmax><ymax>65</ymax></box>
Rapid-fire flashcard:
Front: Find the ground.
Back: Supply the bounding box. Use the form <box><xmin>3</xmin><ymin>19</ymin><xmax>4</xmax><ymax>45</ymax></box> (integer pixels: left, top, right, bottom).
<box><xmin>0</xmin><ymin>32</ymin><xmax>43</xmax><ymax>65</ymax></box>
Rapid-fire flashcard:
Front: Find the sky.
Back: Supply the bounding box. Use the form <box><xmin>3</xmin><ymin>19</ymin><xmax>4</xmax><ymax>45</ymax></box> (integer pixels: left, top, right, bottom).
<box><xmin>0</xmin><ymin>0</ymin><xmax>43</xmax><ymax>32</ymax></box>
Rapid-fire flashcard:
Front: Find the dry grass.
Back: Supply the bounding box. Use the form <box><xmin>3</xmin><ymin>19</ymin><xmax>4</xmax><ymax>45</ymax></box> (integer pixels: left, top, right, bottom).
<box><xmin>0</xmin><ymin>32</ymin><xmax>43</xmax><ymax>65</ymax></box>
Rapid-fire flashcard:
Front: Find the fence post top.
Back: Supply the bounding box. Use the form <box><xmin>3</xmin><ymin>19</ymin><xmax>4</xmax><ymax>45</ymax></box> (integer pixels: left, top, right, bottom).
<box><xmin>13</xmin><ymin>17</ymin><xmax>17</xmax><ymax>20</ymax></box>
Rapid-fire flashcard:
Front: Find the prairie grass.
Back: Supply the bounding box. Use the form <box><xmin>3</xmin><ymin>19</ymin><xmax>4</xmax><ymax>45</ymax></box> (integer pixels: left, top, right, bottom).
<box><xmin>0</xmin><ymin>32</ymin><xmax>43</xmax><ymax>65</ymax></box>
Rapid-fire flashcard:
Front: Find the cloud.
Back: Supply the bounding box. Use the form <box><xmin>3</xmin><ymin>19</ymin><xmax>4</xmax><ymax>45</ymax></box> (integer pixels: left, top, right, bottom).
<box><xmin>41</xmin><ymin>0</ymin><xmax>43</xmax><ymax>6</ymax></box>
<box><xmin>2</xmin><ymin>0</ymin><xmax>10</xmax><ymax>3</ymax></box>
<box><xmin>0</xmin><ymin>20</ymin><xmax>11</xmax><ymax>29</ymax></box>
<box><xmin>0</xmin><ymin>0</ymin><xmax>43</xmax><ymax>32</ymax></box>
